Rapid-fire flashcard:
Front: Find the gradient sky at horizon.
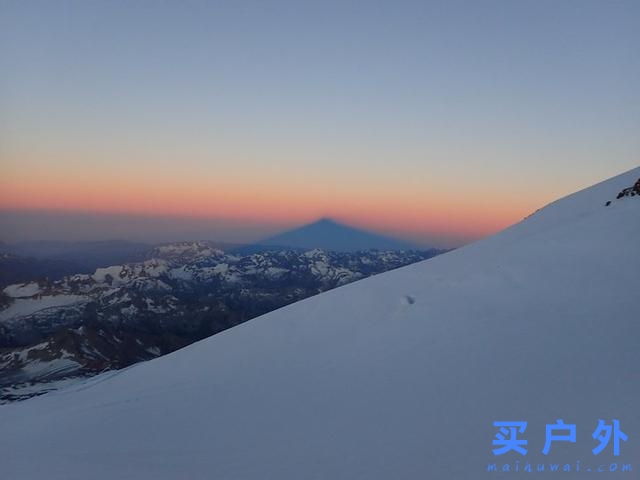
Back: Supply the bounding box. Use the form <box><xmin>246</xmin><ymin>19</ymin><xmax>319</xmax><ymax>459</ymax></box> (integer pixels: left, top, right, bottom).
<box><xmin>1</xmin><ymin>0</ymin><xmax>638</xmax><ymax>247</ymax></box>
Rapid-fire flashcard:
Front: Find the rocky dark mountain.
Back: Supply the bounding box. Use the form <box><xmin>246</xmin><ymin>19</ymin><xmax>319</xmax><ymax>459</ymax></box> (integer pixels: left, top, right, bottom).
<box><xmin>0</xmin><ymin>253</ymin><xmax>85</xmax><ymax>289</ymax></box>
<box><xmin>0</xmin><ymin>242</ymin><xmax>443</xmax><ymax>402</ymax></box>
<box><xmin>0</xmin><ymin>239</ymin><xmax>151</xmax><ymax>264</ymax></box>
<box><xmin>0</xmin><ymin>240</ymin><xmax>152</xmax><ymax>288</ymax></box>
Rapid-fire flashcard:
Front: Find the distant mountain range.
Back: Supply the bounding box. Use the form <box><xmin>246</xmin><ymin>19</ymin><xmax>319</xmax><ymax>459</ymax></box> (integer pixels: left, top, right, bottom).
<box><xmin>0</xmin><ymin>253</ymin><xmax>84</xmax><ymax>289</ymax></box>
<box><xmin>0</xmin><ymin>242</ymin><xmax>443</xmax><ymax>401</ymax></box>
<box><xmin>251</xmin><ymin>218</ymin><xmax>419</xmax><ymax>252</ymax></box>
<box><xmin>0</xmin><ymin>240</ymin><xmax>150</xmax><ymax>287</ymax></box>
<box><xmin>0</xmin><ymin>221</ymin><xmax>428</xmax><ymax>287</ymax></box>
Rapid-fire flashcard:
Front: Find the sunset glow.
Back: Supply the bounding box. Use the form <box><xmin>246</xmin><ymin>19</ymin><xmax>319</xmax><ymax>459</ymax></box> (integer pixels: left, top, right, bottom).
<box><xmin>1</xmin><ymin>1</ymin><xmax>638</xmax><ymax>247</ymax></box>
<box><xmin>0</xmin><ymin>148</ymin><xmax>563</xmax><ymax>246</ymax></box>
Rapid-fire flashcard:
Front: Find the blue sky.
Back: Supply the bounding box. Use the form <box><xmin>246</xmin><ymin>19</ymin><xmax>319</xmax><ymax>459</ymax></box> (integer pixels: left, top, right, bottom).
<box><xmin>1</xmin><ymin>0</ymin><xmax>638</xmax><ymax>246</ymax></box>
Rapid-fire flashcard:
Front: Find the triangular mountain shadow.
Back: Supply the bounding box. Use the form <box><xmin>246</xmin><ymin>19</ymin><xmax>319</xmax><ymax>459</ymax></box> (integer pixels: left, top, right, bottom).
<box><xmin>240</xmin><ymin>218</ymin><xmax>422</xmax><ymax>253</ymax></box>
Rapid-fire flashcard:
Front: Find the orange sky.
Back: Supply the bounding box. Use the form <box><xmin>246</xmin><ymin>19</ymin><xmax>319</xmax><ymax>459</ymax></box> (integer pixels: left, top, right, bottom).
<box><xmin>3</xmin><ymin>143</ymin><xmax>636</xmax><ymax>247</ymax></box>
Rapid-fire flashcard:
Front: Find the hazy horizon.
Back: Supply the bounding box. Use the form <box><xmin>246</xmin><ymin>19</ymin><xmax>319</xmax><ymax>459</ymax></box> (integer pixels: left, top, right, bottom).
<box><xmin>0</xmin><ymin>210</ymin><xmax>459</xmax><ymax>248</ymax></box>
<box><xmin>1</xmin><ymin>163</ymin><xmax>638</xmax><ymax>249</ymax></box>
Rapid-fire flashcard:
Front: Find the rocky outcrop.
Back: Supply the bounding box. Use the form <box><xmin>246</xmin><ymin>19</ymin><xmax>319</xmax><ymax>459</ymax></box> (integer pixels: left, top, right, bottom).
<box><xmin>615</xmin><ymin>178</ymin><xmax>640</xmax><ymax>199</ymax></box>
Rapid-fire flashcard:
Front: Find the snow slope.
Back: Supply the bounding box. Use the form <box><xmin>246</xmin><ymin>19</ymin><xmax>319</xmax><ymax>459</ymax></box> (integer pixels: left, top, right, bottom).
<box><xmin>0</xmin><ymin>168</ymin><xmax>639</xmax><ymax>479</ymax></box>
<box><xmin>0</xmin><ymin>295</ymin><xmax>88</xmax><ymax>323</ymax></box>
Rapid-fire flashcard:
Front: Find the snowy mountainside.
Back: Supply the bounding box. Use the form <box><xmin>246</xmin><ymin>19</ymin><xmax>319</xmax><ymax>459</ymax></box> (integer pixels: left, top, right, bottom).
<box><xmin>0</xmin><ymin>168</ymin><xmax>638</xmax><ymax>479</ymax></box>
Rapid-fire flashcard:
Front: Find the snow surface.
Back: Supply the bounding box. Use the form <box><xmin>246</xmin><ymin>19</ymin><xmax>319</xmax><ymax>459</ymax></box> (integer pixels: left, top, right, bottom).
<box><xmin>0</xmin><ymin>376</ymin><xmax>89</xmax><ymax>405</ymax></box>
<box><xmin>91</xmin><ymin>265</ymin><xmax>124</xmax><ymax>284</ymax></box>
<box><xmin>0</xmin><ymin>295</ymin><xmax>88</xmax><ymax>323</ymax></box>
<box><xmin>0</xmin><ymin>168</ymin><xmax>639</xmax><ymax>479</ymax></box>
<box><xmin>2</xmin><ymin>282</ymin><xmax>42</xmax><ymax>298</ymax></box>
<box><xmin>20</xmin><ymin>357</ymin><xmax>82</xmax><ymax>379</ymax></box>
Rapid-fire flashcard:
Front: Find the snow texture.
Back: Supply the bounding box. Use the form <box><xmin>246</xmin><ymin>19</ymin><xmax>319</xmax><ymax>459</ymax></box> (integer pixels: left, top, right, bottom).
<box><xmin>2</xmin><ymin>282</ymin><xmax>42</xmax><ymax>298</ymax></box>
<box><xmin>0</xmin><ymin>295</ymin><xmax>88</xmax><ymax>323</ymax></box>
